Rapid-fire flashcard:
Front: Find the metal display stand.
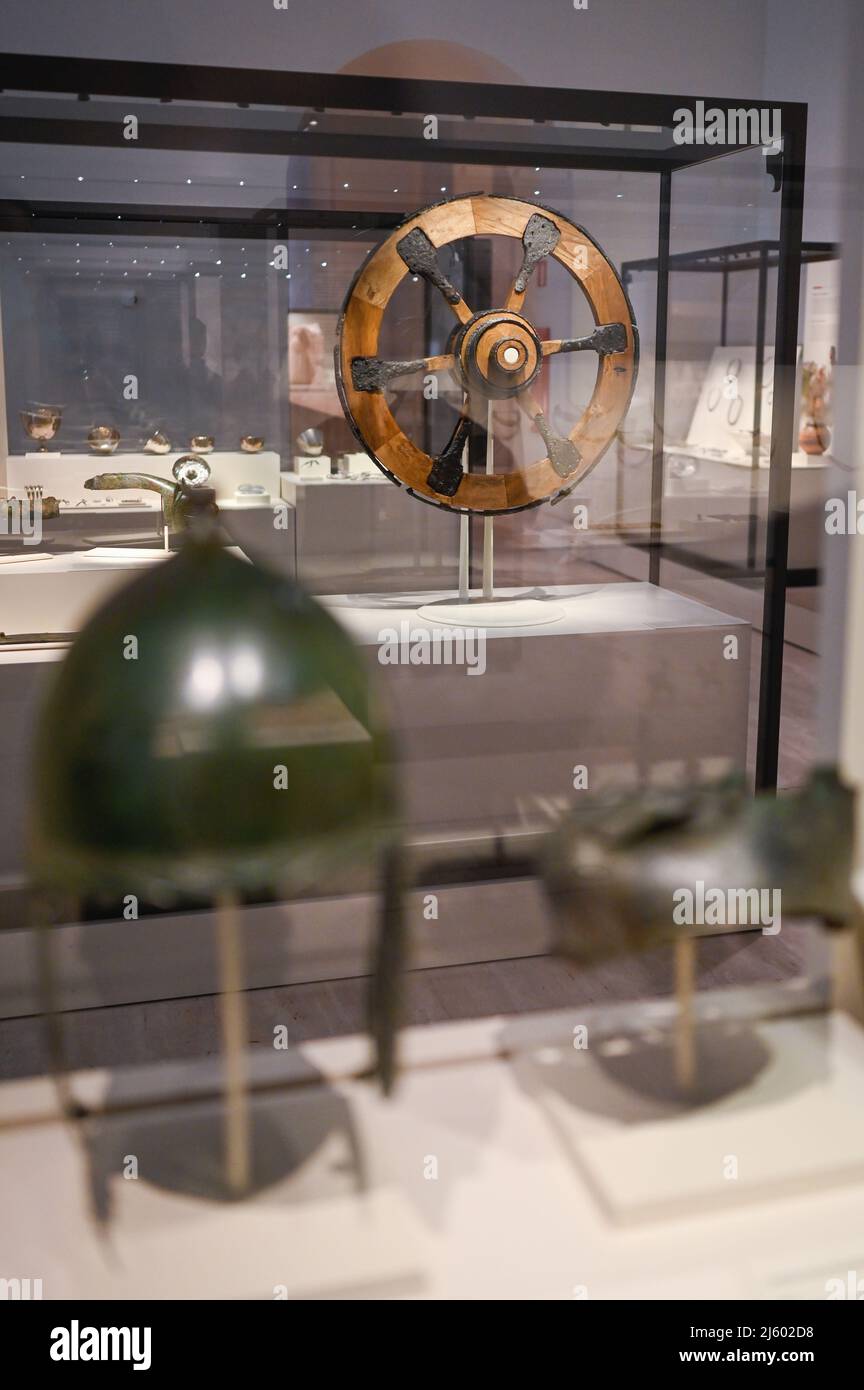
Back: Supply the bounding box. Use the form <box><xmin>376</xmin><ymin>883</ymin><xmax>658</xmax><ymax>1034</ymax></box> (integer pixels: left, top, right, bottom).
<box><xmin>0</xmin><ymin>55</ymin><xmax>808</xmax><ymax>790</ymax></box>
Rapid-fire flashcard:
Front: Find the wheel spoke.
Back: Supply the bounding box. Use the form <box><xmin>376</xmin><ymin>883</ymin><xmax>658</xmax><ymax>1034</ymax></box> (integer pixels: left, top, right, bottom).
<box><xmin>397</xmin><ymin>227</ymin><xmax>473</xmax><ymax>323</ymax></box>
<box><xmin>542</xmin><ymin>322</ymin><xmax>628</xmax><ymax>358</ymax></box>
<box><xmin>506</xmin><ymin>212</ymin><xmax>561</xmax><ymax>311</ymax></box>
<box><xmin>426</xmin><ymin>397</ymin><xmax>473</xmax><ymax>497</ymax></box>
<box><xmin>351</xmin><ymin>353</ymin><xmax>454</xmax><ymax>393</ymax></box>
<box><xmin>519</xmin><ymin>393</ymin><xmax>582</xmax><ymax>478</ymax></box>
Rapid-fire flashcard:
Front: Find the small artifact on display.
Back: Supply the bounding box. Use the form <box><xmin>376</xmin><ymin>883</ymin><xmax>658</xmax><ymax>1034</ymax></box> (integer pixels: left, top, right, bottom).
<box><xmin>85</xmin><ymin>455</ymin><xmax>212</xmax><ymax>533</ymax></box>
<box><xmin>297</xmin><ymin>428</ymin><xmax>324</xmax><ymax>456</ymax></box>
<box><xmin>20</xmin><ymin>403</ymin><xmax>62</xmax><ymax>454</ymax></box>
<box><xmin>172</xmin><ymin>454</ymin><xmax>211</xmax><ymax>488</ymax></box>
<box><xmin>295</xmin><ymin>426</ymin><xmax>330</xmax><ymax>479</ymax></box>
<box><xmin>86</xmin><ymin>425</ymin><xmax>120</xmax><ymax>455</ymax></box>
<box><xmin>240</xmin><ymin>435</ymin><xmax>265</xmax><ymax>453</ymax></box>
<box><xmin>233</xmin><ymin>483</ymin><xmax>270</xmax><ymax>505</ymax></box>
<box><xmin>143</xmin><ymin>430</ymin><xmax>172</xmax><ymax>455</ymax></box>
<box><xmin>189</xmin><ymin>434</ymin><xmax>215</xmax><ymax>453</ymax></box>
<box><xmin>1</xmin><ymin>483</ymin><xmax>61</xmax><ymax>532</ymax></box>
<box><xmin>800</xmin><ymin>358</ymin><xmax>832</xmax><ymax>455</ymax></box>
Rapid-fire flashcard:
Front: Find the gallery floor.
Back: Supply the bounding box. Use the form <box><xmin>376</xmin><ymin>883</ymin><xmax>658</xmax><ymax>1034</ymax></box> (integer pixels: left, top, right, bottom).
<box><xmin>0</xmin><ymin>630</ymin><xmax>819</xmax><ymax>1083</ymax></box>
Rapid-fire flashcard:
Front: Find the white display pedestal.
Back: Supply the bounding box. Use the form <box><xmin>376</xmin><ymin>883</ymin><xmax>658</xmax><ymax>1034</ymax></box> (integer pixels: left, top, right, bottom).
<box><xmin>279</xmin><ymin>472</ymin><xmax>459</xmax><ymax>594</ymax></box>
<box><xmin>1</xmin><ymin>1003</ymin><xmax>861</xmax><ymax>1300</ymax></box>
<box><xmin>325</xmin><ymin>582</ymin><xmax>751</xmax><ymax>833</ymax></box>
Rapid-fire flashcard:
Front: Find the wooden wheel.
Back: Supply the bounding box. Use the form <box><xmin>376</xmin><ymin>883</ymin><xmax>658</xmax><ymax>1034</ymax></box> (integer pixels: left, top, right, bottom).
<box><xmin>336</xmin><ymin>194</ymin><xmax>638</xmax><ymax>515</ymax></box>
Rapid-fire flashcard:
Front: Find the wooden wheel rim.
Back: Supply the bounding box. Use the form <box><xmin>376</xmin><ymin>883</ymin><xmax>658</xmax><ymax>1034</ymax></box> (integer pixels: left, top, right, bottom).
<box><xmin>336</xmin><ymin>193</ymin><xmax>638</xmax><ymax>516</ymax></box>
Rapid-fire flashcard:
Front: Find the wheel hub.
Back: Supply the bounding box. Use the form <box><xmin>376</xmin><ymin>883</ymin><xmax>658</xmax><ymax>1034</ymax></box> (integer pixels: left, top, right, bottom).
<box><xmin>455</xmin><ymin>310</ymin><xmax>543</xmax><ymax>399</ymax></box>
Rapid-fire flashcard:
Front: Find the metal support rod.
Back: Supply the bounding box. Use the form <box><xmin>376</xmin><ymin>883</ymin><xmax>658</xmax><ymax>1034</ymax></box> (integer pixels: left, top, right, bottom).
<box><xmin>720</xmin><ymin>268</ymin><xmax>729</xmax><ymax>347</ymax></box>
<box><xmin>215</xmin><ymin>889</ymin><xmax>250</xmax><ymax>1195</ymax></box>
<box><xmin>674</xmin><ymin>935</ymin><xmax>696</xmax><ymax>1092</ymax></box>
<box><xmin>458</xmin><ymin>441</ymin><xmax>470</xmax><ymax>600</ymax></box>
<box><xmin>747</xmin><ymin>248</ymin><xmax>768</xmax><ymax>571</ymax></box>
<box><xmin>756</xmin><ymin>116</ymin><xmax>807</xmax><ymax>792</ymax></box>
<box><xmin>649</xmin><ymin>170</ymin><xmax>672</xmax><ymax>586</ymax></box>
<box><xmin>482</xmin><ymin>399</ymin><xmax>494</xmax><ymax>600</ymax></box>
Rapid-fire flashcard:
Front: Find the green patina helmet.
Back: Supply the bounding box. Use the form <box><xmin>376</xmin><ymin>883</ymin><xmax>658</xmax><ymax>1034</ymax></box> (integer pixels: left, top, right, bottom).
<box><xmin>31</xmin><ymin>493</ymin><xmax>401</xmax><ymax>1085</ymax></box>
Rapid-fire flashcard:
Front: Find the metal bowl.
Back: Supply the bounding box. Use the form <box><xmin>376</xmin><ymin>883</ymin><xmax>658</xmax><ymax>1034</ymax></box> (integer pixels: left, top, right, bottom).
<box><xmin>240</xmin><ymin>435</ymin><xmax>265</xmax><ymax>453</ymax></box>
<box><xmin>20</xmin><ymin>404</ymin><xmax>62</xmax><ymax>446</ymax></box>
<box><xmin>143</xmin><ymin>430</ymin><xmax>172</xmax><ymax>455</ymax></box>
<box><xmin>87</xmin><ymin>425</ymin><xmax>121</xmax><ymax>455</ymax></box>
<box><xmin>297</xmin><ymin>427</ymin><xmax>324</xmax><ymax>457</ymax></box>
<box><xmin>172</xmin><ymin>454</ymin><xmax>212</xmax><ymax>487</ymax></box>
<box><xmin>189</xmin><ymin>435</ymin><xmax>214</xmax><ymax>453</ymax></box>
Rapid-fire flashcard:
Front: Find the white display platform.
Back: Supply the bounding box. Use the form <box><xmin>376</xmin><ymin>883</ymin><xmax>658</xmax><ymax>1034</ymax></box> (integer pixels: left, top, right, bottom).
<box><xmin>0</xmin><ymin>542</ymin><xmax>267</xmax><ymax>636</ymax></box>
<box><xmin>416</xmin><ymin>595</ymin><xmax>565</xmax><ymax>627</ymax></box>
<box><xmin>1</xmin><ymin>1003</ymin><xmax>862</xmax><ymax>1300</ymax></box>
<box><xmin>324</xmin><ymin>582</ymin><xmax>751</xmax><ymax>832</ymax></box>
<box><xmin>5</xmin><ymin>450</ymin><xmax>281</xmax><ymax>506</ymax></box>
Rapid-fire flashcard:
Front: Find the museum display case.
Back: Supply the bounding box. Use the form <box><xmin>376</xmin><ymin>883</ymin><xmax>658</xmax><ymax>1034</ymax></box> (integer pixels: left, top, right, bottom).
<box><xmin>3</xmin><ymin>30</ymin><xmax>864</xmax><ymax>1316</ymax></box>
<box><xmin>0</xmin><ymin>57</ymin><xmax>807</xmax><ymax>956</ymax></box>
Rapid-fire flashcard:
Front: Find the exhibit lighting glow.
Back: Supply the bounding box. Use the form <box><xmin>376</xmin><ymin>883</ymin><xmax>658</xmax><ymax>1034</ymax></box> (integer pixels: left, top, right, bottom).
<box><xmin>186</xmin><ymin>652</ymin><xmax>225</xmax><ymax>709</ymax></box>
<box><xmin>229</xmin><ymin>645</ymin><xmax>264</xmax><ymax>698</ymax></box>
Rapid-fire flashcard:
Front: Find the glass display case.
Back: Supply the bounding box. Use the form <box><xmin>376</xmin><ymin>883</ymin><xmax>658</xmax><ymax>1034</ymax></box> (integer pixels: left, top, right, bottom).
<box><xmin>0</xmin><ymin>57</ymin><xmax>807</xmax><ymax>905</ymax></box>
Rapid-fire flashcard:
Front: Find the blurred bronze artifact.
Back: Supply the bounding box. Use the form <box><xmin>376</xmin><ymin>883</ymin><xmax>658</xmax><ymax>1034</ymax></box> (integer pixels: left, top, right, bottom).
<box><xmin>86</xmin><ymin>425</ymin><xmax>120</xmax><ymax>455</ymax></box>
<box><xmin>31</xmin><ymin>487</ymin><xmax>401</xmax><ymax>1206</ymax></box>
<box><xmin>239</xmin><ymin>435</ymin><xmax>264</xmax><ymax>453</ymax></box>
<box><xmin>85</xmin><ymin>461</ymin><xmax>210</xmax><ymax>532</ymax></box>
<box><xmin>542</xmin><ymin>767</ymin><xmax>864</xmax><ymax>1095</ymax></box>
<box><xmin>336</xmin><ymin>193</ymin><xmax>637</xmax><ymax>513</ymax></box>
<box><xmin>20</xmin><ymin>403</ymin><xmax>62</xmax><ymax>450</ymax></box>
<box><xmin>189</xmin><ymin>434</ymin><xmax>215</xmax><ymax>453</ymax></box>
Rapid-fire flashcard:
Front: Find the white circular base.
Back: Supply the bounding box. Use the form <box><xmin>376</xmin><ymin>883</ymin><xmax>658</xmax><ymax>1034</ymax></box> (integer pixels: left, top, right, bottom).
<box><xmin>416</xmin><ymin>597</ymin><xmax>565</xmax><ymax>628</ymax></box>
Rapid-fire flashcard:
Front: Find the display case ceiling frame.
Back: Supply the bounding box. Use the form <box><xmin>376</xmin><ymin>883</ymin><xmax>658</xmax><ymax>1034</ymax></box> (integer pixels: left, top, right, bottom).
<box><xmin>0</xmin><ymin>55</ymin><xmax>807</xmax><ymax>792</ymax></box>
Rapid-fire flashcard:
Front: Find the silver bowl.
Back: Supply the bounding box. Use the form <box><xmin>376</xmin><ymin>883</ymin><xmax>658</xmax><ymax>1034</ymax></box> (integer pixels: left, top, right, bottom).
<box><xmin>172</xmin><ymin>454</ymin><xmax>212</xmax><ymax>487</ymax></box>
<box><xmin>297</xmin><ymin>427</ymin><xmax>324</xmax><ymax>457</ymax></box>
<box><xmin>87</xmin><ymin>425</ymin><xmax>121</xmax><ymax>455</ymax></box>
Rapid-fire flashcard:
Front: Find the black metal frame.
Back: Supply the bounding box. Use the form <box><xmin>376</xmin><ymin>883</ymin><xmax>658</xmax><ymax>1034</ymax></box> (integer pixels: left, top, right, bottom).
<box><xmin>0</xmin><ymin>54</ymin><xmax>808</xmax><ymax>791</ymax></box>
